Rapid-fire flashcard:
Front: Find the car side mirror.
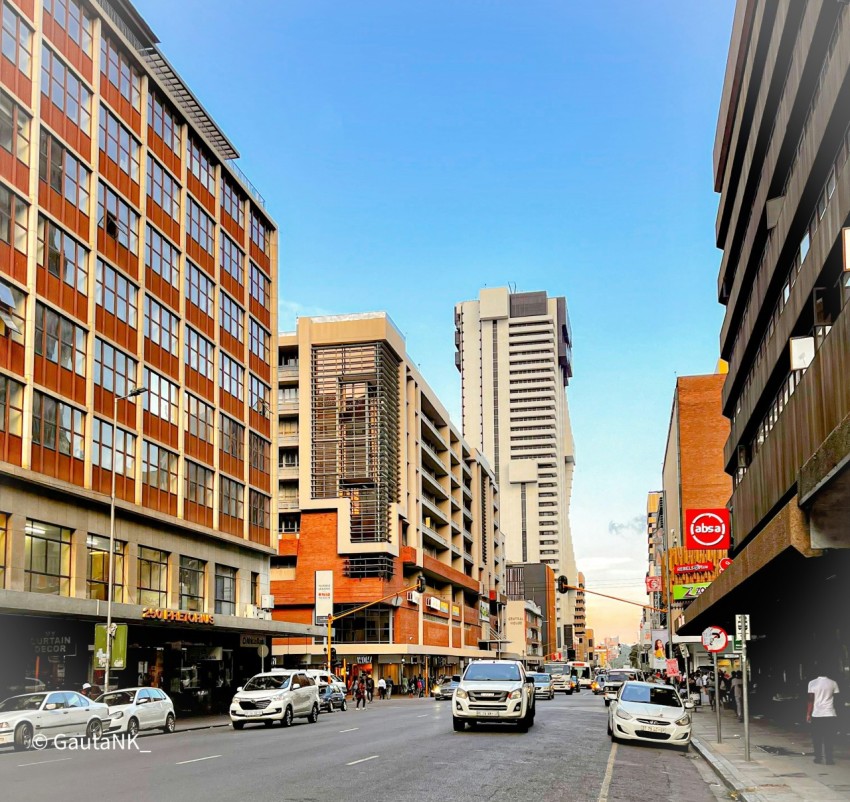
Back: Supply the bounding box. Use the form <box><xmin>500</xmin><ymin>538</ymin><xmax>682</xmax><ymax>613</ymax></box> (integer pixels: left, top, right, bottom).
<box><xmin>44</xmin><ymin>703</ymin><xmax>58</xmax><ymax>710</ymax></box>
<box><xmin>684</xmin><ymin>701</ymin><xmax>695</xmax><ymax>710</ymax></box>
<box><xmin>236</xmin><ymin>686</ymin><xmax>243</xmax><ymax>693</ymax></box>
<box><xmin>291</xmin><ymin>683</ymin><xmax>300</xmax><ymax>690</ymax></box>
<box><xmin>524</xmin><ymin>677</ymin><xmax>535</xmax><ymax>685</ymax></box>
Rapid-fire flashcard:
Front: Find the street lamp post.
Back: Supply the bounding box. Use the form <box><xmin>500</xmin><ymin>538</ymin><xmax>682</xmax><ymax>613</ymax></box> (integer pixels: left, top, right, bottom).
<box><xmin>104</xmin><ymin>386</ymin><xmax>146</xmax><ymax>693</ymax></box>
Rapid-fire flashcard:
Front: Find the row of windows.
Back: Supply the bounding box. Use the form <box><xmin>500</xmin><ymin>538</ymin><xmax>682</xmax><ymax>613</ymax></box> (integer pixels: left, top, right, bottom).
<box><xmin>42</xmin><ymin>43</ymin><xmax>91</xmax><ymax>134</ymax></box>
<box><xmin>34</xmin><ymin>301</ymin><xmax>86</xmax><ymax>375</ymax></box>
<box><xmin>0</xmin><ymin>89</ymin><xmax>29</xmax><ymax>161</ymax></box>
<box><xmin>100</xmin><ymin>105</ymin><xmax>140</xmax><ymax>182</ymax></box>
<box><xmin>32</xmin><ymin>390</ymin><xmax>84</xmax><ymax>457</ymax></box>
<box><xmin>187</xmin><ymin>136</ymin><xmax>215</xmax><ymax>195</ymax></box>
<box><xmin>145</xmin><ymin>224</ymin><xmax>179</xmax><ymax>288</ymax></box>
<box><xmin>101</xmin><ymin>35</ymin><xmax>141</xmax><ymax>111</ymax></box>
<box><xmin>94</xmin><ymin>337</ymin><xmax>137</xmax><ymax>398</ymax></box>
<box><xmin>186</xmin><ymin>197</ymin><xmax>214</xmax><ymax>254</ymax></box>
<box><xmin>147</xmin><ymin>155</ymin><xmax>179</xmax><ymax>220</ymax></box>
<box><xmin>144</xmin><ymin>294</ymin><xmax>179</xmax><ymax>356</ymax></box>
<box><xmin>45</xmin><ymin>0</ymin><xmax>93</xmax><ymax>55</ymax></box>
<box><xmin>39</xmin><ymin>129</ymin><xmax>90</xmax><ymax>212</ymax></box>
<box><xmin>2</xmin><ymin>2</ymin><xmax>31</xmax><ymax>77</ymax></box>
<box><xmin>220</xmin><ymin>233</ymin><xmax>243</xmax><ymax>283</ymax></box>
<box><xmin>147</xmin><ymin>91</ymin><xmax>180</xmax><ymax>154</ymax></box>
<box><xmin>38</xmin><ymin>215</ymin><xmax>87</xmax><ymax>292</ymax></box>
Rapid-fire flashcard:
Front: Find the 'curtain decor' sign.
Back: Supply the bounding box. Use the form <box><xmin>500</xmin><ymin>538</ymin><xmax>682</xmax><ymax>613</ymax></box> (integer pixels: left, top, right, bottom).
<box><xmin>141</xmin><ymin>607</ymin><xmax>215</xmax><ymax>624</ymax></box>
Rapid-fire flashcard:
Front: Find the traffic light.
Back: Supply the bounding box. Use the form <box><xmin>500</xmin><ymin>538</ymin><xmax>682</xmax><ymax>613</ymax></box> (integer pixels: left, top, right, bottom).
<box><xmin>330</xmin><ymin>647</ymin><xmax>337</xmax><ymax>660</ymax></box>
<box><xmin>415</xmin><ymin>575</ymin><xmax>426</xmax><ymax>593</ymax></box>
<box><xmin>557</xmin><ymin>575</ymin><xmax>570</xmax><ymax>594</ymax></box>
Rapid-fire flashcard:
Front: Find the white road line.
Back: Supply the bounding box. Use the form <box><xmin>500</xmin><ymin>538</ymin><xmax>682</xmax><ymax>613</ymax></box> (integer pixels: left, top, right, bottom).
<box><xmin>339</xmin><ymin>727</ymin><xmax>359</xmax><ymax>733</ymax></box>
<box><xmin>597</xmin><ymin>742</ymin><xmax>618</xmax><ymax>802</ymax></box>
<box><xmin>346</xmin><ymin>755</ymin><xmax>379</xmax><ymax>766</ymax></box>
<box><xmin>416</xmin><ymin>714</ymin><xmax>429</xmax><ymax>718</ymax></box>
<box><xmin>175</xmin><ymin>754</ymin><xmax>222</xmax><ymax>765</ymax></box>
<box><xmin>18</xmin><ymin>757</ymin><xmax>73</xmax><ymax>767</ymax></box>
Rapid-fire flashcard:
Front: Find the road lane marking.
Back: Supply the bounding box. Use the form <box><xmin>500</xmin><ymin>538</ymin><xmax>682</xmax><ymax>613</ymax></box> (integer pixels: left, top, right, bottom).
<box><xmin>416</xmin><ymin>714</ymin><xmax>428</xmax><ymax>718</ymax></box>
<box><xmin>597</xmin><ymin>742</ymin><xmax>618</xmax><ymax>802</ymax></box>
<box><xmin>339</xmin><ymin>727</ymin><xmax>359</xmax><ymax>733</ymax></box>
<box><xmin>175</xmin><ymin>755</ymin><xmax>222</xmax><ymax>765</ymax></box>
<box><xmin>347</xmin><ymin>755</ymin><xmax>379</xmax><ymax>766</ymax></box>
<box><xmin>18</xmin><ymin>757</ymin><xmax>73</xmax><ymax>767</ymax></box>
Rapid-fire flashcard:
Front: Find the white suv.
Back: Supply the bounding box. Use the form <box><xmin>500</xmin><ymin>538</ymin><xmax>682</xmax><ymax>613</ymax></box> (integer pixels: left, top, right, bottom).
<box><xmin>230</xmin><ymin>670</ymin><xmax>320</xmax><ymax>729</ymax></box>
<box><xmin>452</xmin><ymin>660</ymin><xmax>536</xmax><ymax>732</ymax></box>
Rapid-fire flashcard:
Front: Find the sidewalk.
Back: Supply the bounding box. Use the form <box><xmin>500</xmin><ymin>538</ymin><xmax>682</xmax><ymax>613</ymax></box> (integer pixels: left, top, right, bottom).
<box><xmin>690</xmin><ymin>703</ymin><xmax>850</xmax><ymax>801</ymax></box>
<box><xmin>174</xmin><ymin>714</ymin><xmax>231</xmax><ymax>732</ymax></box>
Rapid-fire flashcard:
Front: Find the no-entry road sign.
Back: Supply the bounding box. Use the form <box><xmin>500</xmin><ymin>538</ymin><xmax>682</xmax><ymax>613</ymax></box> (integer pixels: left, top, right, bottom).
<box><xmin>702</xmin><ymin>626</ymin><xmax>729</xmax><ymax>653</ymax></box>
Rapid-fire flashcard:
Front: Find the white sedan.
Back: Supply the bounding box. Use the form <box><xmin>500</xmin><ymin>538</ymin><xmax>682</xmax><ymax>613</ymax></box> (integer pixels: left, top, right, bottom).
<box><xmin>608</xmin><ymin>681</ymin><xmax>693</xmax><ymax>751</ymax></box>
<box><xmin>97</xmin><ymin>687</ymin><xmax>176</xmax><ymax>736</ymax></box>
<box><xmin>0</xmin><ymin>691</ymin><xmax>110</xmax><ymax>751</ymax></box>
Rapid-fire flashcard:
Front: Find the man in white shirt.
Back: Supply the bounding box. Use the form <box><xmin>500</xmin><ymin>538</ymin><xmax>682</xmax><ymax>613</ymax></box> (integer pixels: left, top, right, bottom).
<box><xmin>807</xmin><ymin>671</ymin><xmax>840</xmax><ymax>765</ymax></box>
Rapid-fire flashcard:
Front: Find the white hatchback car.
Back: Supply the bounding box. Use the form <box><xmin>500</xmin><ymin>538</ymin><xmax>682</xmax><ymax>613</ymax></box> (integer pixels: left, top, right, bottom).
<box><xmin>97</xmin><ymin>687</ymin><xmax>176</xmax><ymax>737</ymax></box>
<box><xmin>608</xmin><ymin>681</ymin><xmax>693</xmax><ymax>751</ymax></box>
<box><xmin>230</xmin><ymin>670</ymin><xmax>320</xmax><ymax>729</ymax></box>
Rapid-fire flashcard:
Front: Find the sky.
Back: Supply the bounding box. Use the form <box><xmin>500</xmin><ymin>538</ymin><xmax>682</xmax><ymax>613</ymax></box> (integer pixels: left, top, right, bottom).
<box><xmin>135</xmin><ymin>0</ymin><xmax>736</xmax><ymax>643</ymax></box>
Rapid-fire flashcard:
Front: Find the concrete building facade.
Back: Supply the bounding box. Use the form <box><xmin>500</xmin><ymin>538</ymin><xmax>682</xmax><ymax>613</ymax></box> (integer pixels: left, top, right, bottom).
<box><xmin>454</xmin><ymin>287</ymin><xmax>577</xmax><ymax>648</ymax></box>
<box><xmin>271</xmin><ymin>313</ymin><xmax>506</xmax><ymax>686</ymax></box>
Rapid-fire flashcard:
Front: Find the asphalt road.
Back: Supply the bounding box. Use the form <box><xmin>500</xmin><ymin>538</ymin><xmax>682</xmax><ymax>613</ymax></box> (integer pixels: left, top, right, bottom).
<box><xmin>0</xmin><ymin>693</ymin><xmax>728</xmax><ymax>802</ymax></box>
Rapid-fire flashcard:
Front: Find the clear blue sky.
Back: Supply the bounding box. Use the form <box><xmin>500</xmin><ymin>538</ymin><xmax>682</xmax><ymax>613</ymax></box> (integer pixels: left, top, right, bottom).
<box><xmin>135</xmin><ymin>0</ymin><xmax>736</xmax><ymax>641</ymax></box>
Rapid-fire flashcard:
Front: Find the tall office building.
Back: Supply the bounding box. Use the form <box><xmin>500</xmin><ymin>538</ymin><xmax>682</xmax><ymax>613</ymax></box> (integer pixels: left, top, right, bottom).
<box><xmin>0</xmin><ymin>0</ymin><xmax>321</xmax><ymax>704</ymax></box>
<box><xmin>682</xmin><ymin>1</ymin><xmax>850</xmax><ymax>691</ymax></box>
<box><xmin>455</xmin><ymin>287</ymin><xmax>577</xmax><ymax>648</ymax></box>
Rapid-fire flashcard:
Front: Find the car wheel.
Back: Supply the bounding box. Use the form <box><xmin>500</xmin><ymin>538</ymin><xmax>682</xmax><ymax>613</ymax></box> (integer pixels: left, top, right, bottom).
<box><xmin>282</xmin><ymin>706</ymin><xmax>294</xmax><ymax>728</ymax></box>
<box><xmin>566</xmin><ymin>690</ymin><xmax>572</xmax><ymax>695</ymax></box>
<box><xmin>263</xmin><ymin>720</ymin><xmax>274</xmax><ymax>727</ymax></box>
<box><xmin>516</xmin><ymin>718</ymin><xmax>529</xmax><ymax>733</ymax></box>
<box><xmin>127</xmin><ymin>717</ymin><xmax>139</xmax><ymax>738</ymax></box>
<box><xmin>86</xmin><ymin>719</ymin><xmax>103</xmax><ymax>742</ymax></box>
<box><xmin>308</xmin><ymin>704</ymin><xmax>319</xmax><ymax>724</ymax></box>
<box><xmin>452</xmin><ymin>717</ymin><xmax>465</xmax><ymax>732</ymax></box>
<box><xmin>163</xmin><ymin>713</ymin><xmax>175</xmax><ymax>733</ymax></box>
<box><xmin>678</xmin><ymin>742</ymin><xmax>690</xmax><ymax>753</ymax></box>
<box><xmin>341</xmin><ymin>700</ymin><xmax>347</xmax><ymax>711</ymax></box>
<box><xmin>13</xmin><ymin>722</ymin><xmax>33</xmax><ymax>752</ymax></box>
<box><xmin>604</xmin><ymin>700</ymin><xmax>610</xmax><ymax>707</ymax></box>
<box><xmin>232</xmin><ymin>721</ymin><xmax>245</xmax><ymax>730</ymax></box>
<box><xmin>607</xmin><ymin>718</ymin><xmax>612</xmax><ymax>735</ymax></box>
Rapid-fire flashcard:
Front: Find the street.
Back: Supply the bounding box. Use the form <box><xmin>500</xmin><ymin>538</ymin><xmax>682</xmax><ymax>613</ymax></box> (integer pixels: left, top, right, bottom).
<box><xmin>0</xmin><ymin>694</ymin><xmax>725</xmax><ymax>802</ymax></box>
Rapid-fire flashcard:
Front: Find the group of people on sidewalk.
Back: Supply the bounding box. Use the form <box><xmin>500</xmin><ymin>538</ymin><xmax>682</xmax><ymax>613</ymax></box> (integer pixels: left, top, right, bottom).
<box><xmin>348</xmin><ymin>673</ymin><xmax>430</xmax><ymax>709</ymax></box>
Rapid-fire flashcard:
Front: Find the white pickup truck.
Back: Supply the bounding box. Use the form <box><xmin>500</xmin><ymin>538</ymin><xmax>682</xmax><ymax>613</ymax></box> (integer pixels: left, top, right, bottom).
<box><xmin>451</xmin><ymin>659</ymin><xmax>536</xmax><ymax>732</ymax></box>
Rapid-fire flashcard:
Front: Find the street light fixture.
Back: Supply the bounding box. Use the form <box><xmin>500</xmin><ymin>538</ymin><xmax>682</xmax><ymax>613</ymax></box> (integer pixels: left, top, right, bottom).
<box><xmin>104</xmin><ymin>385</ymin><xmax>147</xmax><ymax>693</ymax></box>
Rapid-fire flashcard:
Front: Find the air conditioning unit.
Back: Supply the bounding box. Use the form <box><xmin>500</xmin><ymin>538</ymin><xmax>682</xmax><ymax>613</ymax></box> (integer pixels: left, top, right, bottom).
<box><xmin>407</xmin><ymin>591</ymin><xmax>421</xmax><ymax>604</ymax></box>
<box><xmin>245</xmin><ymin>604</ymin><xmax>258</xmax><ymax>619</ymax></box>
<box><xmin>261</xmin><ymin>594</ymin><xmax>275</xmax><ymax>610</ymax></box>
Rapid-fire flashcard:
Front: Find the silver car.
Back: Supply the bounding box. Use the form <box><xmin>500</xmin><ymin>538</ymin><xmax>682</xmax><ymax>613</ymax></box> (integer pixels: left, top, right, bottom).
<box><xmin>0</xmin><ymin>691</ymin><xmax>110</xmax><ymax>751</ymax></box>
<box><xmin>97</xmin><ymin>687</ymin><xmax>176</xmax><ymax>736</ymax></box>
<box><xmin>230</xmin><ymin>670</ymin><xmax>320</xmax><ymax>729</ymax></box>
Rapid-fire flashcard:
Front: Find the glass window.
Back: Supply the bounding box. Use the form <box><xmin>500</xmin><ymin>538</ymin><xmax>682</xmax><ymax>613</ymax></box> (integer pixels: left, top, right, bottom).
<box><xmin>185</xmin><ymin>326</ymin><xmax>214</xmax><ymax>380</ymax></box>
<box><xmin>44</xmin><ymin>0</ymin><xmax>93</xmax><ymax>54</ymax></box>
<box><xmin>142</xmin><ymin>368</ymin><xmax>178</xmax><ymax>424</ymax></box>
<box><xmin>31</xmin><ymin>391</ymin><xmax>85</xmax><ymax>458</ymax></box>
<box><xmin>138</xmin><ymin>546</ymin><xmax>167</xmax><ymax>606</ymax></box>
<box><xmin>2</xmin><ymin>3</ymin><xmax>32</xmax><ymax>76</ymax></box>
<box><xmin>220</xmin><ymin>234</ymin><xmax>244</xmax><ymax>284</ymax></box>
<box><xmin>185</xmin><ymin>393</ymin><xmax>214</xmax><ymax>443</ymax></box>
<box><xmin>41</xmin><ymin>44</ymin><xmax>91</xmax><ymax>132</ymax></box>
<box><xmin>184</xmin><ymin>460</ymin><xmax>213</xmax><ymax>507</ymax></box>
<box><xmin>219</xmin><ymin>292</ymin><xmax>244</xmax><ymax>341</ymax></box>
<box><xmin>37</xmin><ymin>216</ymin><xmax>88</xmax><ymax>293</ymax></box>
<box><xmin>0</xmin><ymin>89</ymin><xmax>30</xmax><ymax>161</ymax></box>
<box><xmin>221</xmin><ymin>177</ymin><xmax>244</xmax><ymax>226</ymax></box>
<box><xmin>250</xmin><ymin>433</ymin><xmax>270</xmax><ymax>473</ymax></box>
<box><xmin>249</xmin><ymin>490</ymin><xmax>270</xmax><ymax>530</ymax></box>
<box><xmin>86</xmin><ymin>533</ymin><xmax>124</xmax><ymax>601</ymax></box>
<box><xmin>143</xmin><ymin>295</ymin><xmax>179</xmax><ymax>356</ymax></box>
<box><xmin>100</xmin><ymin>35</ymin><xmax>141</xmax><ymax>110</ymax></box>
<box><xmin>0</xmin><ymin>182</ymin><xmax>28</xmax><ymax>253</ymax></box>
<box><xmin>144</xmin><ymin>225</ymin><xmax>179</xmax><ymax>288</ymax></box>
<box><xmin>214</xmin><ymin>564</ymin><xmax>236</xmax><ymax>615</ymax></box>
<box><xmin>146</xmin><ymin>155</ymin><xmax>180</xmax><ymax>220</ymax></box>
<box><xmin>99</xmin><ymin>106</ymin><xmax>140</xmax><ymax>182</ymax></box>
<box><xmin>24</xmin><ymin>520</ymin><xmax>71</xmax><ymax>595</ymax></box>
<box><xmin>141</xmin><ymin>440</ymin><xmax>178</xmax><ymax>493</ymax></box>
<box><xmin>186</xmin><ymin>197</ymin><xmax>214</xmax><ymax>255</ymax></box>
<box><xmin>91</xmin><ymin>417</ymin><xmax>135</xmax><ymax>477</ymax></box>
<box><xmin>249</xmin><ymin>262</ymin><xmax>270</xmax><ymax>309</ymax></box>
<box><xmin>95</xmin><ymin>259</ymin><xmax>137</xmax><ymax>328</ymax></box>
<box><xmin>0</xmin><ymin>374</ymin><xmax>23</xmax><ymax>436</ymax></box>
<box><xmin>250</xmin><ymin>209</ymin><xmax>269</xmax><ymax>255</ymax></box>
<box><xmin>186</xmin><ymin>137</ymin><xmax>215</xmax><ymax>194</ymax></box>
<box><xmin>219</xmin><ymin>353</ymin><xmax>244</xmax><ymax>401</ymax></box>
<box><xmin>249</xmin><ymin>318</ymin><xmax>270</xmax><ymax>363</ymax></box>
<box><xmin>97</xmin><ymin>182</ymin><xmax>139</xmax><ymax>253</ymax></box>
<box><xmin>93</xmin><ymin>338</ymin><xmax>137</xmax><ymax>398</ymax></box>
<box><xmin>185</xmin><ymin>260</ymin><xmax>213</xmax><ymax>317</ymax></box>
<box><xmin>179</xmin><ymin>556</ymin><xmax>205</xmax><ymax>612</ymax></box>
<box><xmin>147</xmin><ymin>91</ymin><xmax>180</xmax><ymax>153</ymax></box>
<box><xmin>219</xmin><ymin>476</ymin><xmax>244</xmax><ymax>519</ymax></box>
<box><xmin>219</xmin><ymin>415</ymin><xmax>244</xmax><ymax>460</ymax></box>
<box><xmin>34</xmin><ymin>302</ymin><xmax>86</xmax><ymax>376</ymax></box>
<box><xmin>249</xmin><ymin>374</ymin><xmax>270</xmax><ymax>415</ymax></box>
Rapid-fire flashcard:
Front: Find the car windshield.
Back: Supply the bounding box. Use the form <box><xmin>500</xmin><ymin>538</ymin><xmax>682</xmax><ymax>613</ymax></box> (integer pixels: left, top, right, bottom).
<box><xmin>243</xmin><ymin>674</ymin><xmax>291</xmax><ymax>691</ymax></box>
<box><xmin>620</xmin><ymin>685</ymin><xmax>682</xmax><ymax>708</ymax></box>
<box><xmin>0</xmin><ymin>693</ymin><xmax>46</xmax><ymax>712</ymax></box>
<box><xmin>607</xmin><ymin>673</ymin><xmax>633</xmax><ymax>683</ymax></box>
<box><xmin>464</xmin><ymin>664</ymin><xmax>522</xmax><ymax>682</ymax></box>
<box><xmin>531</xmin><ymin>674</ymin><xmax>551</xmax><ymax>684</ymax></box>
<box><xmin>97</xmin><ymin>691</ymin><xmax>136</xmax><ymax>706</ymax></box>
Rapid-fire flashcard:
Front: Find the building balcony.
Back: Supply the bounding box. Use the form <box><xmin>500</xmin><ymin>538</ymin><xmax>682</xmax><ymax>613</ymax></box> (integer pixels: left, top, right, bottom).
<box><xmin>421</xmin><ymin>441</ymin><xmax>448</xmax><ymax>476</ymax></box>
<box><xmin>278</xmin><ymin>433</ymin><xmax>299</xmax><ymax>447</ymax></box>
<box><xmin>278</xmin><ymin>497</ymin><xmax>300</xmax><ymax>511</ymax></box>
<box><xmin>278</xmin><ymin>364</ymin><xmax>299</xmax><ymax>382</ymax></box>
<box><xmin>278</xmin><ymin>400</ymin><xmax>299</xmax><ymax>415</ymax></box>
<box><xmin>421</xmin><ymin>521</ymin><xmax>450</xmax><ymax>551</ymax></box>
<box><xmin>422</xmin><ymin>552</ymin><xmax>480</xmax><ymax>594</ymax></box>
<box><xmin>278</xmin><ymin>465</ymin><xmax>299</xmax><ymax>480</ymax></box>
<box><xmin>421</xmin><ymin>467</ymin><xmax>449</xmax><ymax>500</ymax></box>
<box><xmin>422</xmin><ymin>494</ymin><xmax>450</xmax><ymax>526</ymax></box>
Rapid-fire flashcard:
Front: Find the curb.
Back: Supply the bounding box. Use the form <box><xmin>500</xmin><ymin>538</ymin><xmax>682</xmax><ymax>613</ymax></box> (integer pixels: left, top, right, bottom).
<box><xmin>174</xmin><ymin>720</ymin><xmax>232</xmax><ymax>733</ymax></box>
<box><xmin>691</xmin><ymin>735</ymin><xmax>770</xmax><ymax>802</ymax></box>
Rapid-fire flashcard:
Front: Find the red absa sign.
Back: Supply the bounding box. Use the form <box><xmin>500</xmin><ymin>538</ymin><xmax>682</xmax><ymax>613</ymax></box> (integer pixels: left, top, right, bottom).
<box><xmin>685</xmin><ymin>509</ymin><xmax>731</xmax><ymax>551</ymax></box>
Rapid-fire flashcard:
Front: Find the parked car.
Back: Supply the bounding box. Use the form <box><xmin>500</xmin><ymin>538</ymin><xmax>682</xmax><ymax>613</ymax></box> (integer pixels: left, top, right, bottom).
<box><xmin>608</xmin><ymin>681</ymin><xmax>693</xmax><ymax>751</ymax></box>
<box><xmin>0</xmin><ymin>691</ymin><xmax>110</xmax><ymax>751</ymax></box>
<box><xmin>318</xmin><ymin>682</ymin><xmax>347</xmax><ymax>713</ymax></box>
<box><xmin>529</xmin><ymin>673</ymin><xmax>555</xmax><ymax>700</ymax></box>
<box><xmin>435</xmin><ymin>676</ymin><xmax>461</xmax><ymax>700</ymax></box>
<box><xmin>230</xmin><ymin>670</ymin><xmax>320</xmax><ymax>729</ymax></box>
<box><xmin>96</xmin><ymin>687</ymin><xmax>176</xmax><ymax>736</ymax></box>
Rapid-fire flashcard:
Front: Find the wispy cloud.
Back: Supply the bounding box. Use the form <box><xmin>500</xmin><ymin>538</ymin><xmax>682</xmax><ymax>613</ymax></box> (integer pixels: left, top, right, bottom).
<box><xmin>607</xmin><ymin>515</ymin><xmax>645</xmax><ymax>540</ymax></box>
<box><xmin>278</xmin><ymin>299</ymin><xmax>335</xmax><ymax>330</ymax></box>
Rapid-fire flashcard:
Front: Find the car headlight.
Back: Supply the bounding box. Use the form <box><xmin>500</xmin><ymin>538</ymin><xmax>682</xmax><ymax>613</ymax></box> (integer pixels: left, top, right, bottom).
<box><xmin>112</xmin><ymin>711</ymin><xmax>124</xmax><ymax>720</ymax></box>
<box><xmin>615</xmin><ymin>708</ymin><xmax>633</xmax><ymax>720</ymax></box>
<box><xmin>454</xmin><ymin>689</ymin><xmax>468</xmax><ymax>699</ymax></box>
<box><xmin>508</xmin><ymin>689</ymin><xmax>522</xmax><ymax>700</ymax></box>
<box><xmin>675</xmin><ymin>714</ymin><xmax>691</xmax><ymax>726</ymax></box>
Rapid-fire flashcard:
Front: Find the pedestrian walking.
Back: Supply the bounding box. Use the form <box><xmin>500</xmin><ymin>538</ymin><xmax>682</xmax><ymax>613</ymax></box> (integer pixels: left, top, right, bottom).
<box><xmin>730</xmin><ymin>671</ymin><xmax>744</xmax><ymax>720</ymax></box>
<box><xmin>386</xmin><ymin>678</ymin><xmax>393</xmax><ymax>699</ymax></box>
<box><xmin>807</xmin><ymin>668</ymin><xmax>840</xmax><ymax>765</ymax></box>
<box><xmin>377</xmin><ymin>676</ymin><xmax>386</xmax><ymax>700</ymax></box>
<box><xmin>355</xmin><ymin>678</ymin><xmax>367</xmax><ymax>710</ymax></box>
<box><xmin>366</xmin><ymin>674</ymin><xmax>375</xmax><ymax>703</ymax></box>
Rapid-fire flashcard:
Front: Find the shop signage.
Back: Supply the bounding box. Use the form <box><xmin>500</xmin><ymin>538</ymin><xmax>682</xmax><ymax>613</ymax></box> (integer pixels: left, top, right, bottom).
<box><xmin>665</xmin><ymin>658</ymin><xmax>680</xmax><ymax>677</ymax></box>
<box><xmin>355</xmin><ymin>656</ymin><xmax>372</xmax><ymax>665</ymax></box>
<box><xmin>718</xmin><ymin>557</ymin><xmax>733</xmax><ymax>574</ymax></box>
<box><xmin>94</xmin><ymin>624</ymin><xmax>127</xmax><ymax>669</ymax></box>
<box><xmin>479</xmin><ymin>600</ymin><xmax>490</xmax><ymax>621</ymax></box>
<box><xmin>31</xmin><ymin>633</ymin><xmax>76</xmax><ymax>656</ymax></box>
<box><xmin>684</xmin><ymin>509</ymin><xmax>731</xmax><ymax>550</ymax></box>
<box><xmin>672</xmin><ymin>582</ymin><xmax>711</xmax><ymax>601</ymax></box>
<box><xmin>645</xmin><ymin>576</ymin><xmax>662</xmax><ymax>593</ymax></box>
<box><xmin>240</xmin><ymin>634</ymin><xmax>266</xmax><ymax>648</ymax></box>
<box><xmin>451</xmin><ymin>604</ymin><xmax>460</xmax><ymax>617</ymax></box>
<box><xmin>141</xmin><ymin>607</ymin><xmax>215</xmax><ymax>624</ymax></box>
<box><xmin>673</xmin><ymin>561</ymin><xmax>715</xmax><ymax>575</ymax></box>
<box><xmin>315</xmin><ymin>570</ymin><xmax>333</xmax><ymax>625</ymax></box>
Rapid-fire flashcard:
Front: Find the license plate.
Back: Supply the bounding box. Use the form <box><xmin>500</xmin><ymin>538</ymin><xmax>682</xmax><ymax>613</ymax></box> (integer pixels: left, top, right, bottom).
<box><xmin>642</xmin><ymin>725</ymin><xmax>666</xmax><ymax>733</ymax></box>
<box><xmin>243</xmin><ymin>709</ymin><xmax>265</xmax><ymax>717</ymax></box>
<box><xmin>475</xmin><ymin>711</ymin><xmax>501</xmax><ymax>717</ymax></box>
